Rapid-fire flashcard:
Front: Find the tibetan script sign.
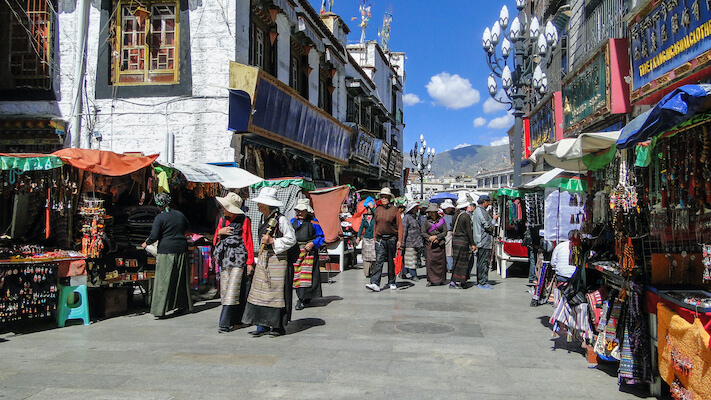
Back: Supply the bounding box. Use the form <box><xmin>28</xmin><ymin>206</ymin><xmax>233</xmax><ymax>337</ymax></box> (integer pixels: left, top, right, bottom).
<box><xmin>563</xmin><ymin>47</ymin><xmax>610</xmax><ymax>135</ymax></box>
<box><xmin>629</xmin><ymin>0</ymin><xmax>711</xmax><ymax>99</ymax></box>
<box><xmin>353</xmin><ymin>130</ymin><xmax>374</xmax><ymax>164</ymax></box>
<box><xmin>529</xmin><ymin>98</ymin><xmax>555</xmax><ymax>152</ymax></box>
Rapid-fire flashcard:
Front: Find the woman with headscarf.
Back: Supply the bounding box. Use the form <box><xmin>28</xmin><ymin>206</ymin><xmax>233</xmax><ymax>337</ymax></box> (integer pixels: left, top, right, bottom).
<box><xmin>421</xmin><ymin>203</ymin><xmax>448</xmax><ymax>286</ymax></box>
<box><xmin>291</xmin><ymin>198</ymin><xmax>325</xmax><ymax>310</ymax></box>
<box><xmin>401</xmin><ymin>201</ymin><xmax>422</xmax><ymax>281</ymax></box>
<box><xmin>450</xmin><ymin>199</ymin><xmax>476</xmax><ymax>289</ymax></box>
<box><xmin>213</xmin><ymin>192</ymin><xmax>254</xmax><ymax>333</ymax></box>
<box><xmin>357</xmin><ymin>197</ymin><xmax>376</xmax><ymax>278</ymax></box>
<box><xmin>242</xmin><ymin>187</ymin><xmax>297</xmax><ymax>337</ymax></box>
<box><xmin>142</xmin><ymin>193</ymin><xmax>193</xmax><ymax>318</ymax></box>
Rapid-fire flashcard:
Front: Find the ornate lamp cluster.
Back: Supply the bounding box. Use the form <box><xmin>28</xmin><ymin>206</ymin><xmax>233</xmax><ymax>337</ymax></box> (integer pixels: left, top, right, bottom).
<box><xmin>483</xmin><ymin>1</ymin><xmax>558</xmax><ymax>102</ymax></box>
<box><xmin>409</xmin><ymin>134</ymin><xmax>435</xmax><ymax>199</ymax></box>
<box><xmin>481</xmin><ymin>0</ymin><xmax>558</xmax><ymax>186</ymax></box>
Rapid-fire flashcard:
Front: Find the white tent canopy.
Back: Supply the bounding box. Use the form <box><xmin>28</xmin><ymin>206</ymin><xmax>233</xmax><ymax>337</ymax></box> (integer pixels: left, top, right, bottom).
<box><xmin>171</xmin><ymin>162</ymin><xmax>263</xmax><ymax>189</ymax></box>
<box><xmin>529</xmin><ymin>130</ymin><xmax>620</xmax><ymax>172</ymax></box>
<box><xmin>521</xmin><ymin>168</ymin><xmax>566</xmax><ymax>188</ymax></box>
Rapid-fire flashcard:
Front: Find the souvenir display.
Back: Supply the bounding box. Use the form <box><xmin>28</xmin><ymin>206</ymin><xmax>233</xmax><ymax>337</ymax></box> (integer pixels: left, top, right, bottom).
<box><xmin>524</xmin><ymin>192</ymin><xmax>544</xmax><ymax>226</ymax></box>
<box><xmin>0</xmin><ymin>263</ymin><xmax>58</xmax><ymax>323</ymax></box>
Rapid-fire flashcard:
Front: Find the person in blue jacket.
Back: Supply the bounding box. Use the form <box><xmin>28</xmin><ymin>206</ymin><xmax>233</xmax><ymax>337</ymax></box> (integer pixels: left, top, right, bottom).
<box><xmin>291</xmin><ymin>198</ymin><xmax>325</xmax><ymax>310</ymax></box>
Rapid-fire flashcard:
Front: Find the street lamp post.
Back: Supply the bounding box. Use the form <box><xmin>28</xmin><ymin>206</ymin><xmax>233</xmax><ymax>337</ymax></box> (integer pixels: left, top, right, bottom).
<box><xmin>482</xmin><ymin>0</ymin><xmax>558</xmax><ymax>187</ymax></box>
<box><xmin>409</xmin><ymin>134</ymin><xmax>435</xmax><ymax>200</ymax></box>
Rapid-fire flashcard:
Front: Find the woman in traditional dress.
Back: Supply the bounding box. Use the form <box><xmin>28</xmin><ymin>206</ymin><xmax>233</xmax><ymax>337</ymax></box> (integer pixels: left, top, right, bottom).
<box><xmin>214</xmin><ymin>192</ymin><xmax>254</xmax><ymax>333</ymax></box>
<box><xmin>421</xmin><ymin>203</ymin><xmax>448</xmax><ymax>286</ymax></box>
<box><xmin>291</xmin><ymin>198</ymin><xmax>324</xmax><ymax>310</ymax></box>
<box><xmin>401</xmin><ymin>201</ymin><xmax>422</xmax><ymax>281</ymax></box>
<box><xmin>242</xmin><ymin>187</ymin><xmax>297</xmax><ymax>337</ymax></box>
<box><xmin>450</xmin><ymin>199</ymin><xmax>476</xmax><ymax>289</ymax></box>
<box><xmin>357</xmin><ymin>198</ymin><xmax>376</xmax><ymax>277</ymax></box>
<box><xmin>142</xmin><ymin>193</ymin><xmax>193</xmax><ymax>318</ymax></box>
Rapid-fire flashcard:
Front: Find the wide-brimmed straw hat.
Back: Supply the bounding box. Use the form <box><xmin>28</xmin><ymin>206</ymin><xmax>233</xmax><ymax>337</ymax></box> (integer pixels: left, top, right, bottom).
<box><xmin>405</xmin><ymin>201</ymin><xmax>419</xmax><ymax>214</ymax></box>
<box><xmin>293</xmin><ymin>198</ymin><xmax>314</xmax><ymax>213</ymax></box>
<box><xmin>252</xmin><ymin>187</ymin><xmax>284</xmax><ymax>207</ymax></box>
<box><xmin>440</xmin><ymin>199</ymin><xmax>456</xmax><ymax>209</ymax></box>
<box><xmin>426</xmin><ymin>203</ymin><xmax>440</xmax><ymax>213</ymax></box>
<box><xmin>216</xmin><ymin>192</ymin><xmax>245</xmax><ymax>215</ymax></box>
<box><xmin>378</xmin><ymin>187</ymin><xmax>394</xmax><ymax>198</ymax></box>
<box><xmin>456</xmin><ymin>194</ymin><xmax>471</xmax><ymax>209</ymax></box>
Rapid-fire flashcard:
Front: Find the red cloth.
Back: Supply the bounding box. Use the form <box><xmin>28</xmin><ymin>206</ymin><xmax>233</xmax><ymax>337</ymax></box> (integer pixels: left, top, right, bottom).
<box><xmin>310</xmin><ymin>186</ymin><xmax>350</xmax><ymax>244</ymax></box>
<box><xmin>57</xmin><ymin>259</ymin><xmax>86</xmax><ymax>277</ymax></box>
<box><xmin>345</xmin><ymin>200</ymin><xmax>367</xmax><ymax>234</ymax></box>
<box><xmin>646</xmin><ymin>290</ymin><xmax>711</xmax><ymax>347</ymax></box>
<box><xmin>213</xmin><ymin>216</ymin><xmax>255</xmax><ymax>265</ymax></box>
<box><xmin>53</xmin><ymin>149</ymin><xmax>158</xmax><ymax>176</ymax></box>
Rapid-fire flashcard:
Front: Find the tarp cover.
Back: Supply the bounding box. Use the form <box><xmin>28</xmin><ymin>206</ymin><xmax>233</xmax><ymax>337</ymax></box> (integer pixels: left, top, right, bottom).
<box><xmin>53</xmin><ymin>149</ymin><xmax>158</xmax><ymax>176</ymax></box>
<box><xmin>251</xmin><ymin>177</ymin><xmax>316</xmax><ymax>191</ymax></box>
<box><xmin>170</xmin><ymin>162</ymin><xmax>263</xmax><ymax>189</ymax></box>
<box><xmin>616</xmin><ymin>84</ymin><xmax>711</xmax><ymax>149</ymax></box>
<box><xmin>309</xmin><ymin>185</ymin><xmax>350</xmax><ymax>244</ymax></box>
<box><xmin>522</xmin><ymin>168</ymin><xmax>566</xmax><ymax>188</ymax></box>
<box><xmin>0</xmin><ymin>153</ymin><xmax>63</xmax><ymax>171</ymax></box>
<box><xmin>529</xmin><ymin>131</ymin><xmax>620</xmax><ymax>171</ymax></box>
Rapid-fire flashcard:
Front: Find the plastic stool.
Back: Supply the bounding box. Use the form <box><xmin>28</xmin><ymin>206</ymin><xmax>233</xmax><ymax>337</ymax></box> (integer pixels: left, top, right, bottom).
<box><xmin>57</xmin><ymin>285</ymin><xmax>90</xmax><ymax>327</ymax></box>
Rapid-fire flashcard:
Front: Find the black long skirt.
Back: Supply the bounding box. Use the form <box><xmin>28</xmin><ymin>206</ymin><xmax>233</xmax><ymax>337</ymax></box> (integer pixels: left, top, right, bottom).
<box><xmin>425</xmin><ymin>244</ymin><xmax>447</xmax><ymax>284</ymax></box>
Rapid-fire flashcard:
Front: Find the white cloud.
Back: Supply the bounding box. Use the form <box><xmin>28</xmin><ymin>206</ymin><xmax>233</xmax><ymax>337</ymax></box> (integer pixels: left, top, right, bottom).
<box><xmin>473</xmin><ymin>117</ymin><xmax>487</xmax><ymax>127</ymax></box>
<box><xmin>425</xmin><ymin>72</ymin><xmax>480</xmax><ymax>109</ymax></box>
<box><xmin>490</xmin><ymin>136</ymin><xmax>510</xmax><ymax>146</ymax></box>
<box><xmin>453</xmin><ymin>143</ymin><xmax>472</xmax><ymax>150</ymax></box>
<box><xmin>483</xmin><ymin>90</ymin><xmax>509</xmax><ymax>113</ymax></box>
<box><xmin>403</xmin><ymin>93</ymin><xmax>422</xmax><ymax>106</ymax></box>
<box><xmin>488</xmin><ymin>112</ymin><xmax>515</xmax><ymax>129</ymax></box>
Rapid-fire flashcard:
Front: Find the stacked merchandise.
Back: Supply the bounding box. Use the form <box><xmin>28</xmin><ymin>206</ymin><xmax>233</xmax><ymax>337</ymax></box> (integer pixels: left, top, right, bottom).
<box><xmin>0</xmin><ymin>263</ymin><xmax>58</xmax><ymax>324</ymax></box>
<box><xmin>524</xmin><ymin>192</ymin><xmax>544</xmax><ymax>226</ymax></box>
<box><xmin>189</xmin><ymin>246</ymin><xmax>215</xmax><ymax>290</ymax></box>
<box><xmin>124</xmin><ymin>206</ymin><xmax>161</xmax><ymax>248</ymax></box>
<box><xmin>79</xmin><ymin>196</ymin><xmax>106</xmax><ymax>259</ymax></box>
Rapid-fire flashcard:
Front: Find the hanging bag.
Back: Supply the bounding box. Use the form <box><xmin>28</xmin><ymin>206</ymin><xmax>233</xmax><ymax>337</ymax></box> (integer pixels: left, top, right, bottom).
<box><xmin>393</xmin><ymin>249</ymin><xmax>403</xmax><ymax>275</ymax></box>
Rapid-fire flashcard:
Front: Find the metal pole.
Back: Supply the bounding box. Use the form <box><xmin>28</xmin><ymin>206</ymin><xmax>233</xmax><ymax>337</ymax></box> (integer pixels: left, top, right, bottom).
<box><xmin>70</xmin><ymin>0</ymin><xmax>91</xmax><ymax>149</ymax></box>
<box><xmin>420</xmin><ymin>172</ymin><xmax>424</xmax><ymax>200</ymax></box>
<box><xmin>512</xmin><ymin>109</ymin><xmax>524</xmax><ymax>187</ymax></box>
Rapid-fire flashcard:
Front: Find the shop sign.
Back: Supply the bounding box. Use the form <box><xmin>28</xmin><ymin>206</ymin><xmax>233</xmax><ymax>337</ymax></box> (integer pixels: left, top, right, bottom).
<box><xmin>629</xmin><ymin>0</ymin><xmax>711</xmax><ymax>101</ymax></box>
<box><xmin>371</xmin><ymin>139</ymin><xmax>383</xmax><ymax>166</ymax></box>
<box><xmin>379</xmin><ymin>142</ymin><xmax>390</xmax><ymax>171</ymax></box>
<box><xmin>393</xmin><ymin>151</ymin><xmax>403</xmax><ymax>178</ymax></box>
<box><xmin>387</xmin><ymin>148</ymin><xmax>397</xmax><ymax>175</ymax></box>
<box><xmin>563</xmin><ymin>47</ymin><xmax>610</xmax><ymax>135</ymax></box>
<box><xmin>529</xmin><ymin>98</ymin><xmax>555</xmax><ymax>152</ymax></box>
<box><xmin>352</xmin><ymin>130</ymin><xmax>375</xmax><ymax>164</ymax></box>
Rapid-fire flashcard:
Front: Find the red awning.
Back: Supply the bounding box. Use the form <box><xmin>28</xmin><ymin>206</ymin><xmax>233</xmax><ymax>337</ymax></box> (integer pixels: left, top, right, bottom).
<box><xmin>52</xmin><ymin>149</ymin><xmax>158</xmax><ymax>176</ymax></box>
<box><xmin>309</xmin><ymin>185</ymin><xmax>350</xmax><ymax>244</ymax></box>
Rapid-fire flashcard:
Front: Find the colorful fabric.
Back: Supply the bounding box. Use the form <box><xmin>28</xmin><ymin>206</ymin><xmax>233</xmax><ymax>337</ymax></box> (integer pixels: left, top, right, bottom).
<box><xmin>618</xmin><ymin>281</ymin><xmax>653</xmax><ymax>384</ymax></box>
<box><xmin>658</xmin><ymin>303</ymin><xmax>711</xmax><ymax>399</ymax></box>
<box><xmin>292</xmin><ymin>248</ymin><xmax>314</xmax><ymax>288</ymax></box>
<box><xmin>361</xmin><ymin>238</ymin><xmax>376</xmax><ymax>262</ymax></box>
<box><xmin>0</xmin><ymin>154</ymin><xmax>63</xmax><ymax>171</ymax></box>
<box><xmin>403</xmin><ymin>246</ymin><xmax>418</xmax><ymax>270</ymax></box>
<box><xmin>220</xmin><ymin>264</ymin><xmax>244</xmax><ymax>305</ymax></box>
<box><xmin>247</xmin><ymin>250</ymin><xmax>288</xmax><ymax>308</ymax></box>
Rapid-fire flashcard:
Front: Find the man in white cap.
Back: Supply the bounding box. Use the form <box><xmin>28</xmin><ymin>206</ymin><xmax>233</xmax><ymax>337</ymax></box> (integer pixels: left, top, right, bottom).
<box><xmin>366</xmin><ymin>187</ymin><xmax>403</xmax><ymax>291</ymax></box>
<box><xmin>440</xmin><ymin>199</ymin><xmax>456</xmax><ymax>273</ymax></box>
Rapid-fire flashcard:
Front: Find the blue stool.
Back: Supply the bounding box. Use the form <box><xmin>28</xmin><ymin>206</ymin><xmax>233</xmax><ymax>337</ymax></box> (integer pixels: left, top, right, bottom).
<box><xmin>56</xmin><ymin>285</ymin><xmax>90</xmax><ymax>327</ymax></box>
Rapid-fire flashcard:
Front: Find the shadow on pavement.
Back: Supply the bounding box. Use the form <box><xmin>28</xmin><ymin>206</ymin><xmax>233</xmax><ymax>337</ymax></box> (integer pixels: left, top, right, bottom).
<box><xmin>308</xmin><ymin>295</ymin><xmax>343</xmax><ymax>308</ymax></box>
<box><xmin>287</xmin><ymin>317</ymin><xmax>325</xmax><ymax>334</ymax></box>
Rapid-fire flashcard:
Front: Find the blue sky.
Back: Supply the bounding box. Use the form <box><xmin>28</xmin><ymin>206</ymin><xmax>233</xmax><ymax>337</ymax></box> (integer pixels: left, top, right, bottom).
<box><xmin>309</xmin><ymin>0</ymin><xmax>515</xmax><ymax>153</ymax></box>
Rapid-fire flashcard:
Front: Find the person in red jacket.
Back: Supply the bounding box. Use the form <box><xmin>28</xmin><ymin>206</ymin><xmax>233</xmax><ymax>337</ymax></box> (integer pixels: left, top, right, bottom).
<box><xmin>213</xmin><ymin>192</ymin><xmax>254</xmax><ymax>333</ymax></box>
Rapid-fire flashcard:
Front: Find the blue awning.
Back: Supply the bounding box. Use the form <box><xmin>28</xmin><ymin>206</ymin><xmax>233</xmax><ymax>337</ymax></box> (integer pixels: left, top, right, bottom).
<box><xmin>616</xmin><ymin>84</ymin><xmax>711</xmax><ymax>149</ymax></box>
<box><xmin>228</xmin><ymin>89</ymin><xmax>251</xmax><ymax>132</ymax></box>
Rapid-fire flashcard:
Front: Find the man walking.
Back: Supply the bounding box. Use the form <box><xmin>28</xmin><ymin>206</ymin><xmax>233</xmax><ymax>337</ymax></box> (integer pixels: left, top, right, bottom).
<box><xmin>472</xmin><ymin>194</ymin><xmax>498</xmax><ymax>289</ymax></box>
<box><xmin>366</xmin><ymin>187</ymin><xmax>403</xmax><ymax>292</ymax></box>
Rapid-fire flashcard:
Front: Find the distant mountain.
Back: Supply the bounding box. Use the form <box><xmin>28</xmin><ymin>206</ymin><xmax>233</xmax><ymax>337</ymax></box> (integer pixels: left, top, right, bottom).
<box><xmin>405</xmin><ymin>144</ymin><xmax>511</xmax><ymax>177</ymax></box>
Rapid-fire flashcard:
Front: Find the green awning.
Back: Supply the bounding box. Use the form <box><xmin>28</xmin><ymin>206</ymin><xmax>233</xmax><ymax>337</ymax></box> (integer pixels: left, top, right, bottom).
<box><xmin>251</xmin><ymin>177</ymin><xmax>316</xmax><ymax>191</ymax></box>
<box><xmin>495</xmin><ymin>188</ymin><xmax>522</xmax><ymax>198</ymax></box>
<box><xmin>0</xmin><ymin>154</ymin><xmax>64</xmax><ymax>172</ymax></box>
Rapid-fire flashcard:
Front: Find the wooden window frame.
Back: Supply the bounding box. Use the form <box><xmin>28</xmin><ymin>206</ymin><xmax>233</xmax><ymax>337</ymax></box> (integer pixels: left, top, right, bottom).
<box><xmin>249</xmin><ymin>17</ymin><xmax>276</xmax><ymax>76</ymax></box>
<box><xmin>113</xmin><ymin>0</ymin><xmax>180</xmax><ymax>86</ymax></box>
<box><xmin>0</xmin><ymin>0</ymin><xmax>55</xmax><ymax>91</ymax></box>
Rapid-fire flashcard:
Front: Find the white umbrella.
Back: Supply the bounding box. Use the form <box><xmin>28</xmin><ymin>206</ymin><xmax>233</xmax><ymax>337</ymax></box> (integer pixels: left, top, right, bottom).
<box><xmin>529</xmin><ymin>130</ymin><xmax>620</xmax><ymax>172</ymax></box>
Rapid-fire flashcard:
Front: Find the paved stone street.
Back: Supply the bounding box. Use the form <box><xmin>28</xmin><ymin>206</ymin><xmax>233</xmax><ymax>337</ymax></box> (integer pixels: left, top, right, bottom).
<box><xmin>1</xmin><ymin>268</ymin><xmax>651</xmax><ymax>400</ymax></box>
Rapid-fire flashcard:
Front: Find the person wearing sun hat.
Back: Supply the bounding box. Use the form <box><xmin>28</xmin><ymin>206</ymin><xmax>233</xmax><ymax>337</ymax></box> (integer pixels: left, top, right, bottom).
<box><xmin>142</xmin><ymin>193</ymin><xmax>193</xmax><ymax>318</ymax></box>
<box><xmin>440</xmin><ymin>198</ymin><xmax>456</xmax><ymax>274</ymax></box>
<box><xmin>242</xmin><ymin>186</ymin><xmax>297</xmax><ymax>337</ymax></box>
<box><xmin>213</xmin><ymin>192</ymin><xmax>254</xmax><ymax>333</ymax></box>
<box><xmin>421</xmin><ymin>202</ymin><xmax>448</xmax><ymax>286</ymax></box>
<box><xmin>365</xmin><ymin>187</ymin><xmax>403</xmax><ymax>292</ymax></box>
<box><xmin>449</xmin><ymin>196</ymin><xmax>476</xmax><ymax>289</ymax></box>
<box><xmin>401</xmin><ymin>201</ymin><xmax>422</xmax><ymax>281</ymax></box>
<box><xmin>290</xmin><ymin>198</ymin><xmax>324</xmax><ymax>310</ymax></box>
